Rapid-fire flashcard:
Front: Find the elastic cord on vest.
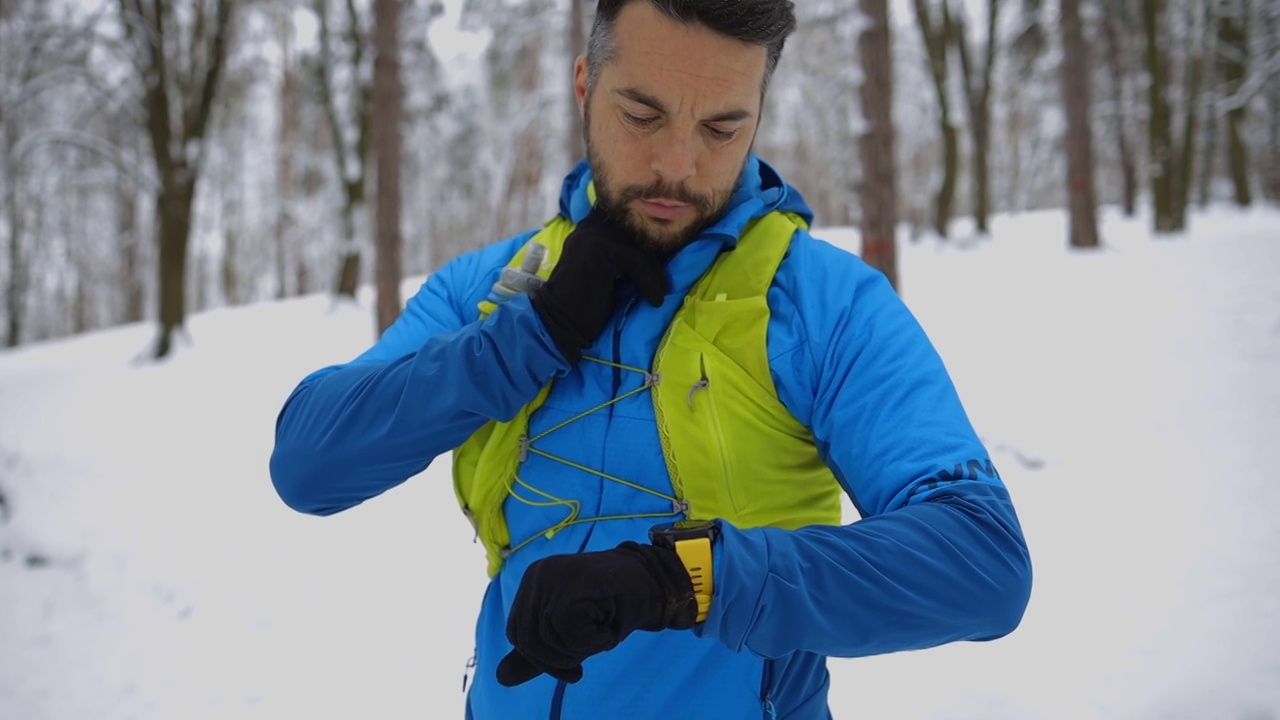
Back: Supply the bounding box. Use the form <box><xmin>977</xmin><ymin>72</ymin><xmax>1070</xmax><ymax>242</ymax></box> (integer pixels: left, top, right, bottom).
<box><xmin>502</xmin><ymin>355</ymin><xmax>684</xmax><ymax>556</ymax></box>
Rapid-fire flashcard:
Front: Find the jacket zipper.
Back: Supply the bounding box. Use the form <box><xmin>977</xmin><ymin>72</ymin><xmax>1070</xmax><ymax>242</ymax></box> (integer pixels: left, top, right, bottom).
<box><xmin>761</xmin><ymin>658</ymin><xmax>777</xmax><ymax>719</ymax></box>
<box><xmin>611</xmin><ymin>296</ymin><xmax>637</xmax><ymax>398</ymax></box>
<box><xmin>548</xmin><ymin>296</ymin><xmax>645</xmax><ymax>720</ymax></box>
<box><xmin>549</xmin><ymin>677</ymin><xmax>568</xmax><ymax>720</ymax></box>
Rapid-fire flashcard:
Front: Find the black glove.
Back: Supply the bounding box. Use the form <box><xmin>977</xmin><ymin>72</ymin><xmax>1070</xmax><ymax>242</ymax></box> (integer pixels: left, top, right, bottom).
<box><xmin>495</xmin><ymin>541</ymin><xmax>697</xmax><ymax>687</ymax></box>
<box><xmin>530</xmin><ymin>209</ymin><xmax>669</xmax><ymax>363</ymax></box>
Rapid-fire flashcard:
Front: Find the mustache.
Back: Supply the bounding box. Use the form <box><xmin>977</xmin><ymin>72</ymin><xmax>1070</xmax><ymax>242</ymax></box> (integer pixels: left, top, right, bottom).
<box><xmin>613</xmin><ymin>181</ymin><xmax>715</xmax><ymax>215</ymax></box>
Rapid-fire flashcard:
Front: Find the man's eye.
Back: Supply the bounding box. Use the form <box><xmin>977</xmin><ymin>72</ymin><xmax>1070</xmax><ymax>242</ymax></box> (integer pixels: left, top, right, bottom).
<box><xmin>705</xmin><ymin>126</ymin><xmax>737</xmax><ymax>141</ymax></box>
<box><xmin>624</xmin><ymin>113</ymin><xmax>658</xmax><ymax>127</ymax></box>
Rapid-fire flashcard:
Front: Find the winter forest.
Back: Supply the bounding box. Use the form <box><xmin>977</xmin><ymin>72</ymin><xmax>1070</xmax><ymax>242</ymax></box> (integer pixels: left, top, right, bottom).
<box><xmin>2</xmin><ymin>0</ymin><xmax>1275</xmax><ymax>356</ymax></box>
<box><xmin>4</xmin><ymin>2</ymin><xmax>1280</xmax><ymax>718</ymax></box>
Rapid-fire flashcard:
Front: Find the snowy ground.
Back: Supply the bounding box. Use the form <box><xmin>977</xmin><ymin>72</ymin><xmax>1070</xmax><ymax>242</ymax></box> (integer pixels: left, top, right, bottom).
<box><xmin>1</xmin><ymin>204</ymin><xmax>1278</xmax><ymax>720</ymax></box>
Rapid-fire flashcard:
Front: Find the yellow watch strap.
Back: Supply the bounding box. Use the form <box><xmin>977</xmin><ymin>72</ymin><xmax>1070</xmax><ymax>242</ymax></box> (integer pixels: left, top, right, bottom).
<box><xmin>673</xmin><ymin>537</ymin><xmax>714</xmax><ymax>623</ymax></box>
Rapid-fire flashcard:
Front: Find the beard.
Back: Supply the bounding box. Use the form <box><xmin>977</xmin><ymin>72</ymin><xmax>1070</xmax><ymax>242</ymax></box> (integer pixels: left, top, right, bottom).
<box><xmin>583</xmin><ymin>107</ymin><xmax>745</xmax><ymax>255</ymax></box>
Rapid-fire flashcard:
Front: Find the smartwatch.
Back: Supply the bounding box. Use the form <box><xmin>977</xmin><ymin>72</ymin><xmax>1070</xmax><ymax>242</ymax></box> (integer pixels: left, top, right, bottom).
<box><xmin>649</xmin><ymin>519</ymin><xmax>718</xmax><ymax>623</ymax></box>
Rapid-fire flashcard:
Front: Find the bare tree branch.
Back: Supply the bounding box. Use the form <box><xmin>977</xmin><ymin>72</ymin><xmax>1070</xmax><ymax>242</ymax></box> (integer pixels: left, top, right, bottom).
<box><xmin>1218</xmin><ymin>49</ymin><xmax>1280</xmax><ymax>112</ymax></box>
<box><xmin>11</xmin><ymin>128</ymin><xmax>158</xmax><ymax>193</ymax></box>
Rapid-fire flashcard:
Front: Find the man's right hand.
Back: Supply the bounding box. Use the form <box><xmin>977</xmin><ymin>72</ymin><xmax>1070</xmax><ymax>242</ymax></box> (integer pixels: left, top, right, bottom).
<box><xmin>530</xmin><ymin>208</ymin><xmax>669</xmax><ymax>363</ymax></box>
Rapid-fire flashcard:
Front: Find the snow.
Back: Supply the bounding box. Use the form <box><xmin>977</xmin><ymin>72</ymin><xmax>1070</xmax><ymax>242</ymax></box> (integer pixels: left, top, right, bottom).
<box><xmin>2</xmin><ymin>203</ymin><xmax>1279</xmax><ymax>719</ymax></box>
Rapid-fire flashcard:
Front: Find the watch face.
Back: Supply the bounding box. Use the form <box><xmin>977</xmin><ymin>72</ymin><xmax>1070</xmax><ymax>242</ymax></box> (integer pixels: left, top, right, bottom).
<box><xmin>650</xmin><ymin>519</ymin><xmax>718</xmax><ymax>544</ymax></box>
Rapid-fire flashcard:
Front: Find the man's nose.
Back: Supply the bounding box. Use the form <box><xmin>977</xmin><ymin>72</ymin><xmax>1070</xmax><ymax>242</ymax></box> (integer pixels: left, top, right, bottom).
<box><xmin>650</xmin><ymin>132</ymin><xmax>697</xmax><ymax>187</ymax></box>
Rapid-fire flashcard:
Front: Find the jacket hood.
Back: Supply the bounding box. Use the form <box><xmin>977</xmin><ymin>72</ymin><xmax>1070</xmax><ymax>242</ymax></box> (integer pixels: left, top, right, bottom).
<box><xmin>556</xmin><ymin>154</ymin><xmax>815</xmax><ymax>246</ymax></box>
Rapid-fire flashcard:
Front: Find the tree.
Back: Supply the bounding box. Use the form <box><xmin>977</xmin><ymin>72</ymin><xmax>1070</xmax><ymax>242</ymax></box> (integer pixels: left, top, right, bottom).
<box><xmin>1100</xmin><ymin>0</ymin><xmax>1140</xmax><ymax>216</ymax></box>
<box><xmin>1175</xmin><ymin>0</ymin><xmax>1208</xmax><ymax>220</ymax></box>
<box><xmin>1</xmin><ymin>0</ymin><xmax>64</xmax><ymax>347</ymax></box>
<box><xmin>1264</xmin><ymin>0</ymin><xmax>1280</xmax><ymax>202</ymax></box>
<box><xmin>567</xmin><ymin>0</ymin><xmax>587</xmax><ymax>164</ymax></box>
<box><xmin>1143</xmin><ymin>0</ymin><xmax>1204</xmax><ymax>233</ymax></box>
<box><xmin>117</xmin><ymin>0</ymin><xmax>235</xmax><ymax>358</ymax></box>
<box><xmin>276</xmin><ymin>1</ymin><xmax>300</xmax><ymax>298</ymax></box>
<box><xmin>952</xmin><ymin>0</ymin><xmax>1001</xmax><ymax>235</ymax></box>
<box><xmin>372</xmin><ymin>0</ymin><xmax>403</xmax><ymax>336</ymax></box>
<box><xmin>912</xmin><ymin>0</ymin><xmax>958</xmax><ymax>238</ymax></box>
<box><xmin>1059</xmin><ymin>0</ymin><xmax>1100</xmax><ymax>248</ymax></box>
<box><xmin>314</xmin><ymin>0</ymin><xmax>372</xmax><ymax>300</ymax></box>
<box><xmin>859</xmin><ymin>0</ymin><xmax>899</xmax><ymax>290</ymax></box>
<box><xmin>1217</xmin><ymin>0</ymin><xmax>1252</xmax><ymax>206</ymax></box>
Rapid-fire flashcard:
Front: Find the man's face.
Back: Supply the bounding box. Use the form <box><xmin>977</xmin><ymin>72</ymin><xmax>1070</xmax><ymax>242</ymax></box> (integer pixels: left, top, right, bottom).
<box><xmin>574</xmin><ymin>2</ymin><xmax>768</xmax><ymax>251</ymax></box>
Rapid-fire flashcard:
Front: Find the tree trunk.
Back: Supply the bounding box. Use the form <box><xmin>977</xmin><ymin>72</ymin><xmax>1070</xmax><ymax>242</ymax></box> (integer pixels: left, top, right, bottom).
<box><xmin>1060</xmin><ymin>0</ymin><xmax>1100</xmax><ymax>248</ymax></box>
<box><xmin>117</xmin><ymin>181</ymin><xmax>145</xmax><ymax>323</ymax></box>
<box><xmin>4</xmin><ymin>207</ymin><xmax>24</xmax><ymax>349</ymax></box>
<box><xmin>276</xmin><ymin>5</ymin><xmax>297</xmax><ymax>299</ymax></box>
<box><xmin>1173</xmin><ymin>0</ymin><xmax>1206</xmax><ymax>230</ymax></box>
<box><xmin>72</xmin><ymin>150</ymin><xmax>92</xmax><ymax>333</ymax></box>
<box><xmin>567</xmin><ymin>0</ymin><xmax>587</xmax><ymax>165</ymax></box>
<box><xmin>1218</xmin><ymin>0</ymin><xmax>1252</xmax><ymax>206</ymax></box>
<box><xmin>912</xmin><ymin>0</ymin><xmax>957</xmax><ymax>238</ymax></box>
<box><xmin>1266</xmin><ymin>1</ymin><xmax>1280</xmax><ymax>202</ymax></box>
<box><xmin>497</xmin><ymin>25</ymin><xmax>547</xmax><ymax>237</ymax></box>
<box><xmin>153</xmin><ymin>176</ymin><xmax>197</xmax><ymax>358</ymax></box>
<box><xmin>335</xmin><ymin>184</ymin><xmax>364</xmax><ymax>298</ymax></box>
<box><xmin>118</xmin><ymin>0</ymin><xmax>234</xmax><ymax>358</ymax></box>
<box><xmin>1101</xmin><ymin>0</ymin><xmax>1139</xmax><ymax>216</ymax></box>
<box><xmin>316</xmin><ymin>0</ymin><xmax>370</xmax><ymax>300</ymax></box>
<box><xmin>222</xmin><ymin>221</ymin><xmax>240</xmax><ymax>307</ymax></box>
<box><xmin>1143</xmin><ymin>0</ymin><xmax>1177</xmax><ymax>233</ymax></box>
<box><xmin>1198</xmin><ymin>62</ymin><xmax>1219</xmax><ymax>206</ymax></box>
<box><xmin>952</xmin><ymin>0</ymin><xmax>1000</xmax><ymax>235</ymax></box>
<box><xmin>4</xmin><ymin>125</ymin><xmax>25</xmax><ymax>348</ymax></box>
<box><xmin>859</xmin><ymin>0</ymin><xmax>899</xmax><ymax>290</ymax></box>
<box><xmin>372</xmin><ymin>0</ymin><xmax>403</xmax><ymax>336</ymax></box>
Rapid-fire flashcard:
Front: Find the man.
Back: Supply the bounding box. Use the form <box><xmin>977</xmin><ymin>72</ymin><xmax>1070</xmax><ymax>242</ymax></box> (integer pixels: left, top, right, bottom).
<box><xmin>269</xmin><ymin>1</ymin><xmax>1033</xmax><ymax>717</ymax></box>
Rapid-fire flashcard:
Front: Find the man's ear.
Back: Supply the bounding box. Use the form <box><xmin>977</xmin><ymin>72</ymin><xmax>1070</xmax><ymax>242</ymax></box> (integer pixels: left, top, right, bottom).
<box><xmin>573</xmin><ymin>55</ymin><xmax>588</xmax><ymax>117</ymax></box>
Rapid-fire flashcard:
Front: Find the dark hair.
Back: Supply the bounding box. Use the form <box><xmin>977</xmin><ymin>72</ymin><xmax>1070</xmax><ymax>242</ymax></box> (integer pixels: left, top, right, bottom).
<box><xmin>585</xmin><ymin>0</ymin><xmax>796</xmax><ymax>96</ymax></box>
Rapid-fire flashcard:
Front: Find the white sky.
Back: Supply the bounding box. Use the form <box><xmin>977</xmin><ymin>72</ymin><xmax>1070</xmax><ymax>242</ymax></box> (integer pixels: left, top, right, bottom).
<box><xmin>2</xmin><ymin>201</ymin><xmax>1279</xmax><ymax>719</ymax></box>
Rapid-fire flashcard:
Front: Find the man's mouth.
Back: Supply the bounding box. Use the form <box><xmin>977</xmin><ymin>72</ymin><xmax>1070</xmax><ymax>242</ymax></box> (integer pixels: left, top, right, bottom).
<box><xmin>637</xmin><ymin>198</ymin><xmax>692</xmax><ymax>221</ymax></box>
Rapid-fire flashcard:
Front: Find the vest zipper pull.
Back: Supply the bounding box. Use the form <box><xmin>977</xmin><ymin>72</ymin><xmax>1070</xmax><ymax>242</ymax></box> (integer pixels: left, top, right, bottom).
<box><xmin>462</xmin><ymin>507</ymin><xmax>479</xmax><ymax>543</ymax></box>
<box><xmin>687</xmin><ymin>377</ymin><xmax>709</xmax><ymax>408</ymax></box>
<box><xmin>462</xmin><ymin>651</ymin><xmax>477</xmax><ymax>693</ymax></box>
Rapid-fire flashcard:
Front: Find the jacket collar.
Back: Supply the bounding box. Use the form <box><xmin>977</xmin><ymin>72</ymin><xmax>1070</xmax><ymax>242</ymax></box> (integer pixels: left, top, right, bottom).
<box><xmin>557</xmin><ymin>154</ymin><xmax>813</xmax><ymax>245</ymax></box>
<box><xmin>555</xmin><ymin>154</ymin><xmax>814</xmax><ymax>294</ymax></box>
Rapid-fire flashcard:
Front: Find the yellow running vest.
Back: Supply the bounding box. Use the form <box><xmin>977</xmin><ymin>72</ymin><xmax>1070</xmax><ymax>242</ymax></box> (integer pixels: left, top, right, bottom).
<box><xmin>454</xmin><ymin>210</ymin><xmax>843</xmax><ymax>577</ymax></box>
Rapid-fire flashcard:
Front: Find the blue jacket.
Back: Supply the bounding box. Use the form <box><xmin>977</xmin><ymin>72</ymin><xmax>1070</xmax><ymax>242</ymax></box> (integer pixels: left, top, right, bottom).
<box><xmin>270</xmin><ymin>155</ymin><xmax>1032</xmax><ymax>719</ymax></box>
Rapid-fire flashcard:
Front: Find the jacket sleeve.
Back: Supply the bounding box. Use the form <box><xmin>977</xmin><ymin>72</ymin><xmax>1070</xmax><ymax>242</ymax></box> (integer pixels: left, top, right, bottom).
<box><xmin>699</xmin><ymin>242</ymin><xmax>1032</xmax><ymax>659</ymax></box>
<box><xmin>269</xmin><ymin>234</ymin><xmax>570</xmax><ymax>515</ymax></box>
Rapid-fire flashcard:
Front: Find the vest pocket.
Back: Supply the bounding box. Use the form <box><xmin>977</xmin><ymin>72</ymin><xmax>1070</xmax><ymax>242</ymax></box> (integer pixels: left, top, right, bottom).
<box><xmin>657</xmin><ymin>307</ymin><xmax>780</xmax><ymax>522</ymax></box>
<box><xmin>656</xmin><ymin>305</ymin><xmax>843</xmax><ymax>531</ymax></box>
